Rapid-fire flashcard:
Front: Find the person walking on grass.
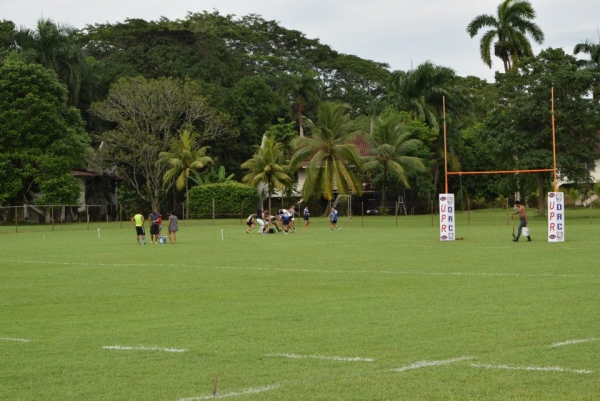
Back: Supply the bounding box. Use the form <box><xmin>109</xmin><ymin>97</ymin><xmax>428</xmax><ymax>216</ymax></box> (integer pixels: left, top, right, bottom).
<box><xmin>168</xmin><ymin>211</ymin><xmax>178</xmax><ymax>244</ymax></box>
<box><xmin>512</xmin><ymin>200</ymin><xmax>531</xmax><ymax>242</ymax></box>
<box><xmin>330</xmin><ymin>206</ymin><xmax>340</xmax><ymax>231</ymax></box>
<box><xmin>131</xmin><ymin>211</ymin><xmax>146</xmax><ymax>245</ymax></box>
<box><xmin>288</xmin><ymin>205</ymin><xmax>298</xmax><ymax>232</ymax></box>
<box><xmin>303</xmin><ymin>206</ymin><xmax>310</xmax><ymax>229</ymax></box>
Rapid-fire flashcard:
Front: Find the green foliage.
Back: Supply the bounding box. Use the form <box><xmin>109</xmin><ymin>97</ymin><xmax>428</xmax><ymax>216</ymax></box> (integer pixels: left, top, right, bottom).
<box><xmin>12</xmin><ymin>18</ymin><xmax>92</xmax><ymax>106</ymax></box>
<box><xmin>0</xmin><ymin>19</ymin><xmax>15</xmax><ymax>61</ymax></box>
<box><xmin>241</xmin><ymin>136</ymin><xmax>292</xmax><ymax>212</ymax></box>
<box><xmin>81</xmin><ymin>17</ymin><xmax>242</xmax><ymax>86</ymax></box>
<box><xmin>478</xmin><ymin>48</ymin><xmax>600</xmax><ymax>216</ymax></box>
<box><xmin>290</xmin><ymin>102</ymin><xmax>365</xmax><ymax>201</ymax></box>
<box><xmin>363</xmin><ymin>111</ymin><xmax>427</xmax><ymax>207</ymax></box>
<box><xmin>35</xmin><ymin>174</ymin><xmax>82</xmax><ymax>205</ymax></box>
<box><xmin>0</xmin><ymin>60</ymin><xmax>90</xmax><ymax>205</ymax></box>
<box><xmin>188</xmin><ymin>182</ymin><xmax>259</xmax><ymax>217</ymax></box>
<box><xmin>466</xmin><ymin>0</ymin><xmax>545</xmax><ymax>72</ymax></box>
<box><xmin>91</xmin><ymin>76</ymin><xmax>230</xmax><ymax>212</ymax></box>
<box><xmin>190</xmin><ymin>165</ymin><xmax>235</xmax><ymax>185</ymax></box>
<box><xmin>200</xmin><ymin>75</ymin><xmax>281</xmax><ymax>178</ymax></box>
<box><xmin>264</xmin><ymin>118</ymin><xmax>297</xmax><ymax>156</ymax></box>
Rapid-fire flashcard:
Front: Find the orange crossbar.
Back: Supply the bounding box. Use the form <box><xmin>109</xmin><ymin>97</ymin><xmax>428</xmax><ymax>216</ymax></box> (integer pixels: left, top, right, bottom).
<box><xmin>447</xmin><ymin>168</ymin><xmax>554</xmax><ymax>175</ymax></box>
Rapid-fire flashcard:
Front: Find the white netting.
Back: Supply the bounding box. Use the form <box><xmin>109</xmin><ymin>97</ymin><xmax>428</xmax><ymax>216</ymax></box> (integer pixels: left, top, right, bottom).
<box><xmin>333</xmin><ymin>195</ymin><xmax>352</xmax><ymax>218</ymax></box>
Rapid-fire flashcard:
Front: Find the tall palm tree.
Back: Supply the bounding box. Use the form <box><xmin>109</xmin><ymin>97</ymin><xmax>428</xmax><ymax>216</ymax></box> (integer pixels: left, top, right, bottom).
<box><xmin>12</xmin><ymin>18</ymin><xmax>90</xmax><ymax>106</ymax></box>
<box><xmin>241</xmin><ymin>136</ymin><xmax>292</xmax><ymax>213</ymax></box>
<box><xmin>574</xmin><ymin>36</ymin><xmax>600</xmax><ymax>101</ymax></box>
<box><xmin>385</xmin><ymin>62</ymin><xmax>470</xmax><ymax>196</ymax></box>
<box><xmin>289</xmin><ymin>102</ymin><xmax>364</xmax><ymax>201</ymax></box>
<box><xmin>280</xmin><ymin>71</ymin><xmax>321</xmax><ymax>137</ymax></box>
<box><xmin>467</xmin><ymin>0</ymin><xmax>544</xmax><ymax>72</ymax></box>
<box><xmin>386</xmin><ymin>62</ymin><xmax>469</xmax><ymax>132</ymax></box>
<box><xmin>157</xmin><ymin>130</ymin><xmax>213</xmax><ymax>219</ymax></box>
<box><xmin>363</xmin><ymin>114</ymin><xmax>426</xmax><ymax>208</ymax></box>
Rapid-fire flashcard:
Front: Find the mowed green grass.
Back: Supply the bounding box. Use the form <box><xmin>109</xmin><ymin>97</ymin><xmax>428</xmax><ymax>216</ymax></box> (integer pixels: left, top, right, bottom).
<box><xmin>1</xmin><ymin>210</ymin><xmax>599</xmax><ymax>400</ymax></box>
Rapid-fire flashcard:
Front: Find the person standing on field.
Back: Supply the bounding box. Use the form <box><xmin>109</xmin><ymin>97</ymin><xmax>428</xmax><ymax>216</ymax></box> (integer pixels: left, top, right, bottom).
<box><xmin>330</xmin><ymin>206</ymin><xmax>340</xmax><ymax>231</ymax></box>
<box><xmin>149</xmin><ymin>211</ymin><xmax>159</xmax><ymax>243</ymax></box>
<box><xmin>168</xmin><ymin>211</ymin><xmax>178</xmax><ymax>244</ymax></box>
<box><xmin>303</xmin><ymin>206</ymin><xmax>310</xmax><ymax>229</ymax></box>
<box><xmin>157</xmin><ymin>213</ymin><xmax>163</xmax><ymax>237</ymax></box>
<box><xmin>131</xmin><ymin>211</ymin><xmax>146</xmax><ymax>245</ymax></box>
<box><xmin>512</xmin><ymin>200</ymin><xmax>531</xmax><ymax>242</ymax></box>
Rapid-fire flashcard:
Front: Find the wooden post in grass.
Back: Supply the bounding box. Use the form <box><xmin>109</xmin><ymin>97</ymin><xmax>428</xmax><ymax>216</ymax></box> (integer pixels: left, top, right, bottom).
<box><xmin>361</xmin><ymin>202</ymin><xmax>364</xmax><ymax>227</ymax></box>
<box><xmin>212</xmin><ymin>374</ymin><xmax>218</xmax><ymax>396</ymax></box>
<box><xmin>86</xmin><ymin>205</ymin><xmax>90</xmax><ymax>230</ymax></box>
<box><xmin>395</xmin><ymin>202</ymin><xmax>398</xmax><ymax>227</ymax></box>
<box><xmin>468</xmin><ymin>199</ymin><xmax>471</xmax><ymax>226</ymax></box>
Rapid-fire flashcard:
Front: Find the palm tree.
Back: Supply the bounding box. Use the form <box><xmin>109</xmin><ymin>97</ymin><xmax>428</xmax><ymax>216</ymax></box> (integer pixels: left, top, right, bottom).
<box><xmin>289</xmin><ymin>102</ymin><xmax>364</xmax><ymax>201</ymax></box>
<box><xmin>363</xmin><ymin>114</ymin><xmax>426</xmax><ymax>208</ymax></box>
<box><xmin>157</xmin><ymin>130</ymin><xmax>213</xmax><ymax>219</ymax></box>
<box><xmin>241</xmin><ymin>136</ymin><xmax>292</xmax><ymax>213</ymax></box>
<box><xmin>466</xmin><ymin>0</ymin><xmax>544</xmax><ymax>72</ymax></box>
<box><xmin>386</xmin><ymin>62</ymin><xmax>469</xmax><ymax>132</ymax></box>
<box><xmin>385</xmin><ymin>62</ymin><xmax>470</xmax><ymax>195</ymax></box>
<box><xmin>280</xmin><ymin>71</ymin><xmax>321</xmax><ymax>137</ymax></box>
<box><xmin>12</xmin><ymin>18</ymin><xmax>90</xmax><ymax>106</ymax></box>
<box><xmin>574</xmin><ymin>36</ymin><xmax>600</xmax><ymax>101</ymax></box>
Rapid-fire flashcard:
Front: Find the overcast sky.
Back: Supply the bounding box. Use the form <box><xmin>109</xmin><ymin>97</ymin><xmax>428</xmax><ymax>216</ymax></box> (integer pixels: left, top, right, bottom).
<box><xmin>1</xmin><ymin>0</ymin><xmax>599</xmax><ymax>82</ymax></box>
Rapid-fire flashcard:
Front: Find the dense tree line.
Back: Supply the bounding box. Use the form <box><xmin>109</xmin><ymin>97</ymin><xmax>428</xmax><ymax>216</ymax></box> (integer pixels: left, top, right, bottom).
<box><xmin>1</xmin><ymin>0</ymin><xmax>599</xmax><ymax>217</ymax></box>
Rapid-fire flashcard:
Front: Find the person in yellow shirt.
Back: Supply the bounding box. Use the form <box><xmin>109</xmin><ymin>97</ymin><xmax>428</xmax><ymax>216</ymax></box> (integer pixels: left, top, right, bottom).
<box><xmin>131</xmin><ymin>211</ymin><xmax>146</xmax><ymax>245</ymax></box>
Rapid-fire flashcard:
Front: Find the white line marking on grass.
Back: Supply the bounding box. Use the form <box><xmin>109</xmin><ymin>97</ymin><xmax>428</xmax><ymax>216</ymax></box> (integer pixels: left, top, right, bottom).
<box><xmin>0</xmin><ymin>337</ymin><xmax>31</xmax><ymax>342</ymax></box>
<box><xmin>7</xmin><ymin>259</ymin><xmax>149</xmax><ymax>267</ymax></box>
<box><xmin>471</xmin><ymin>363</ymin><xmax>592</xmax><ymax>374</ymax></box>
<box><xmin>390</xmin><ymin>356</ymin><xmax>474</xmax><ymax>372</ymax></box>
<box><xmin>102</xmin><ymin>345</ymin><xmax>187</xmax><ymax>353</ymax></box>
<box><xmin>267</xmin><ymin>353</ymin><xmax>374</xmax><ymax>362</ymax></box>
<box><xmin>177</xmin><ymin>384</ymin><xmax>279</xmax><ymax>400</ymax></box>
<box><xmin>550</xmin><ymin>338</ymin><xmax>599</xmax><ymax>347</ymax></box>
<box><xmin>8</xmin><ymin>259</ymin><xmax>600</xmax><ymax>279</ymax></box>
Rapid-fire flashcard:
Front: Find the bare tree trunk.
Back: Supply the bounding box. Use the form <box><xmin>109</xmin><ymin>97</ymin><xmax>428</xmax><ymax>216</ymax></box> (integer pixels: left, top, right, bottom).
<box><xmin>298</xmin><ymin>109</ymin><xmax>304</xmax><ymax>137</ymax></box>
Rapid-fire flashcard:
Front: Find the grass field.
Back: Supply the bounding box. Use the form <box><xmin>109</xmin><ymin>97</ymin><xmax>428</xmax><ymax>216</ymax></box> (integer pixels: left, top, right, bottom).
<box><xmin>1</xmin><ymin>209</ymin><xmax>599</xmax><ymax>400</ymax></box>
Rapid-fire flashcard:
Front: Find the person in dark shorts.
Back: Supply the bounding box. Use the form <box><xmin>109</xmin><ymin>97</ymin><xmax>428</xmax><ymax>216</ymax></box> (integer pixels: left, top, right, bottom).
<box><xmin>303</xmin><ymin>206</ymin><xmax>310</xmax><ymax>229</ymax></box>
<box><xmin>330</xmin><ymin>206</ymin><xmax>340</xmax><ymax>231</ymax></box>
<box><xmin>131</xmin><ymin>211</ymin><xmax>146</xmax><ymax>245</ymax></box>
<box><xmin>149</xmin><ymin>211</ymin><xmax>160</xmax><ymax>243</ymax></box>
<box><xmin>246</xmin><ymin>213</ymin><xmax>257</xmax><ymax>233</ymax></box>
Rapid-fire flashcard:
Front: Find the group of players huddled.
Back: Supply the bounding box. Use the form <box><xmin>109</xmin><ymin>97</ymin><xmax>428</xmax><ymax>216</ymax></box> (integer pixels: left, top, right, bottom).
<box><xmin>246</xmin><ymin>205</ymin><xmax>311</xmax><ymax>234</ymax></box>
